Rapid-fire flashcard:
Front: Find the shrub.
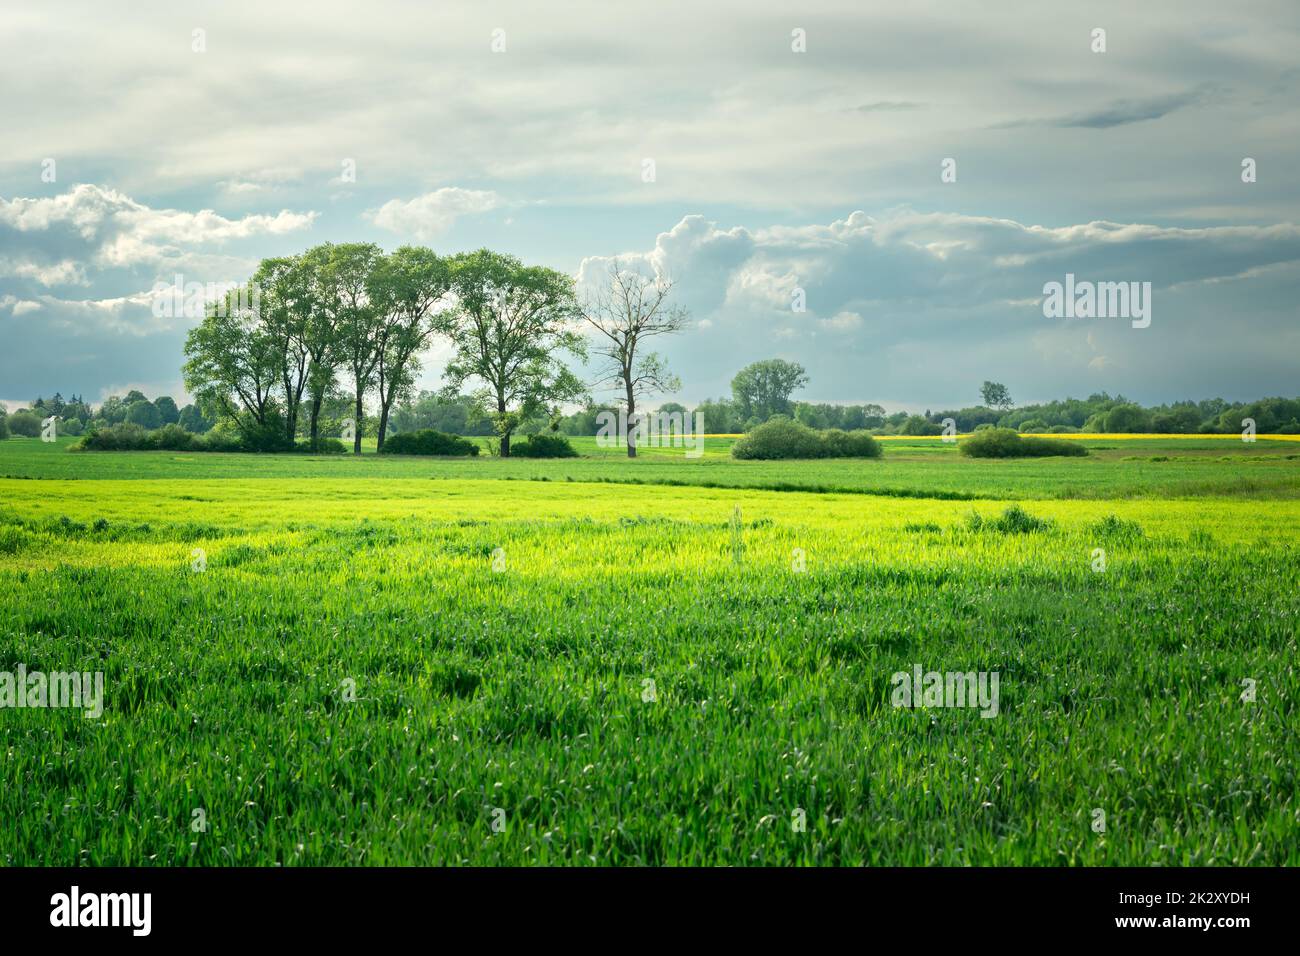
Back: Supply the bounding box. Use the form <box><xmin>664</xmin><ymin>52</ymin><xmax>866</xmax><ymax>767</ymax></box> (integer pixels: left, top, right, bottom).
<box><xmin>510</xmin><ymin>433</ymin><xmax>577</xmax><ymax>458</ymax></box>
<box><xmin>74</xmin><ymin>422</ymin><xmax>153</xmax><ymax>451</ymax></box>
<box><xmin>966</xmin><ymin>505</ymin><xmax>1055</xmax><ymax>534</ymax></box>
<box><xmin>732</xmin><ymin>418</ymin><xmax>882</xmax><ymax>460</ymax></box>
<box><xmin>380</xmin><ymin>429</ymin><xmax>480</xmax><ymax>457</ymax></box>
<box><xmin>900</xmin><ymin>415</ymin><xmax>942</xmax><ymax>436</ymax></box>
<box><xmin>0</xmin><ymin>414</ymin><xmax>8</xmax><ymax>440</ymax></box>
<box><xmin>6</xmin><ymin>410</ymin><xmax>41</xmax><ymax>438</ymax></box>
<box><xmin>303</xmin><ymin>437</ymin><xmax>348</xmax><ymax>454</ymax></box>
<box><xmin>1017</xmin><ymin>418</ymin><xmax>1048</xmax><ymax>433</ymax></box>
<box><xmin>960</xmin><ymin>428</ymin><xmax>1088</xmax><ymax>458</ymax></box>
<box><xmin>150</xmin><ymin>423</ymin><xmax>199</xmax><ymax>451</ymax></box>
<box><xmin>1090</xmin><ymin>514</ymin><xmax>1144</xmax><ymax>541</ymax></box>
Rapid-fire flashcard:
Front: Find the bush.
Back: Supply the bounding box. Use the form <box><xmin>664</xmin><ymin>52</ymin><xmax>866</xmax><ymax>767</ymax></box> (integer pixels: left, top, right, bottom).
<box><xmin>510</xmin><ymin>433</ymin><xmax>577</xmax><ymax>458</ymax></box>
<box><xmin>731</xmin><ymin>418</ymin><xmax>882</xmax><ymax>460</ymax></box>
<box><xmin>60</xmin><ymin>418</ymin><xmax>84</xmax><ymax>436</ymax></box>
<box><xmin>0</xmin><ymin>414</ymin><xmax>8</xmax><ymax>440</ymax></box>
<box><xmin>298</xmin><ymin>438</ymin><xmax>348</xmax><ymax>454</ymax></box>
<box><xmin>76</xmin><ymin>422</ymin><xmax>250</xmax><ymax>452</ymax></box>
<box><xmin>960</xmin><ymin>428</ymin><xmax>1088</xmax><ymax>458</ymax></box>
<box><xmin>967</xmin><ymin>505</ymin><xmax>1055</xmax><ymax>534</ymax></box>
<box><xmin>900</xmin><ymin>415</ymin><xmax>942</xmax><ymax>436</ymax></box>
<box><xmin>74</xmin><ymin>422</ymin><xmax>155</xmax><ymax>451</ymax></box>
<box><xmin>6</xmin><ymin>410</ymin><xmax>41</xmax><ymax>438</ymax></box>
<box><xmin>1017</xmin><ymin>418</ymin><xmax>1048</xmax><ymax>433</ymax></box>
<box><xmin>379</xmin><ymin>429</ymin><xmax>480</xmax><ymax>457</ymax></box>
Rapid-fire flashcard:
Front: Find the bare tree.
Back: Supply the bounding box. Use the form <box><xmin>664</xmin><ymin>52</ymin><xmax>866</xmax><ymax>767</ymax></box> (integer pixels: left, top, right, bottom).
<box><xmin>583</xmin><ymin>261</ymin><xmax>689</xmax><ymax>457</ymax></box>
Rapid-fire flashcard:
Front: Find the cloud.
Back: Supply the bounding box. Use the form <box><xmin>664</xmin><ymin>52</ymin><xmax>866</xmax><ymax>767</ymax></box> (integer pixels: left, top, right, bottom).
<box><xmin>854</xmin><ymin>101</ymin><xmax>925</xmax><ymax>112</ymax></box>
<box><xmin>0</xmin><ymin>185</ymin><xmax>316</xmax><ymax>287</ymax></box>
<box><xmin>576</xmin><ymin>210</ymin><xmax>1300</xmax><ymax>407</ymax></box>
<box><xmin>369</xmin><ymin>188</ymin><xmax>503</xmax><ymax>240</ymax></box>
<box><xmin>994</xmin><ymin>91</ymin><xmax>1201</xmax><ymax>129</ymax></box>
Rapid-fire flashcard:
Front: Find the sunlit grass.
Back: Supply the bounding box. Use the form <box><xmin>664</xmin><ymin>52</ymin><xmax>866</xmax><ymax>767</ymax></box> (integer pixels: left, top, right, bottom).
<box><xmin>0</xmin><ymin>438</ymin><xmax>1296</xmax><ymax>865</ymax></box>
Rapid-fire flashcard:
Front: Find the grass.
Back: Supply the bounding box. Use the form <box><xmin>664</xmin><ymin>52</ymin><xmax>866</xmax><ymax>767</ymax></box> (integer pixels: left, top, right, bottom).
<box><xmin>0</xmin><ymin>436</ymin><xmax>1296</xmax><ymax>865</ymax></box>
<box><xmin>6</xmin><ymin>435</ymin><xmax>1300</xmax><ymax>500</ymax></box>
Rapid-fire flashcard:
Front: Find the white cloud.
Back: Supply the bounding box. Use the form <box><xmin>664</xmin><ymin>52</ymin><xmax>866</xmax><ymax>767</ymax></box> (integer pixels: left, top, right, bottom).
<box><xmin>369</xmin><ymin>188</ymin><xmax>503</xmax><ymax>240</ymax></box>
<box><xmin>0</xmin><ymin>184</ymin><xmax>317</xmax><ymax>272</ymax></box>
<box><xmin>0</xmin><ymin>257</ymin><xmax>86</xmax><ymax>287</ymax></box>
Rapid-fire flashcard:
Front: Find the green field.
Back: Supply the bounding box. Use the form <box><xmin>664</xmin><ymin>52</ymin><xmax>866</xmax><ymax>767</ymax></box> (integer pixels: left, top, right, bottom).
<box><xmin>1</xmin><ymin>435</ymin><xmax>1297</xmax><ymax>865</ymax></box>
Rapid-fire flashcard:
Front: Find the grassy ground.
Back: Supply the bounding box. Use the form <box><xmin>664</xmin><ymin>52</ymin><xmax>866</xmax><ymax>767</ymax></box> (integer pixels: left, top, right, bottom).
<box><xmin>0</xmin><ymin>436</ymin><xmax>1296</xmax><ymax>865</ymax></box>
<box><xmin>5</xmin><ymin>434</ymin><xmax>1300</xmax><ymax>500</ymax></box>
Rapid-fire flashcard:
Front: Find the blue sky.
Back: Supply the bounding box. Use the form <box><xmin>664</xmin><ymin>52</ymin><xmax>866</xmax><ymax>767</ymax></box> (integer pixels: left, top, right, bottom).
<box><xmin>2</xmin><ymin>0</ymin><xmax>1298</xmax><ymax>412</ymax></box>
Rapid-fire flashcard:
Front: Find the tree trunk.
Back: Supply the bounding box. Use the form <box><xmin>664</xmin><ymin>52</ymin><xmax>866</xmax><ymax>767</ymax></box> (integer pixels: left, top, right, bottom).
<box><xmin>353</xmin><ymin>391</ymin><xmax>364</xmax><ymax>454</ymax></box>
<box><xmin>497</xmin><ymin>395</ymin><xmax>510</xmax><ymax>458</ymax></box>
<box><xmin>376</xmin><ymin>399</ymin><xmax>392</xmax><ymax>453</ymax></box>
<box><xmin>625</xmin><ymin>385</ymin><xmax>637</xmax><ymax>459</ymax></box>
<box><xmin>308</xmin><ymin>394</ymin><xmax>323</xmax><ymax>452</ymax></box>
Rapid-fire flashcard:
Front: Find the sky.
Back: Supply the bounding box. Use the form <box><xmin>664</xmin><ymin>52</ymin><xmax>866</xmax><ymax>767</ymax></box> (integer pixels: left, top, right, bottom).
<box><xmin>1</xmin><ymin>0</ymin><xmax>1298</xmax><ymax>413</ymax></box>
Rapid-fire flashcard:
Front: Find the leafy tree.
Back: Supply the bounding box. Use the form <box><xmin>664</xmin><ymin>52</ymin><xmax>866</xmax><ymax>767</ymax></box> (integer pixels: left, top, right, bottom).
<box><xmin>442</xmin><ymin>250</ymin><xmax>587</xmax><ymax>457</ymax></box>
<box><xmin>1104</xmin><ymin>404</ymin><xmax>1150</xmax><ymax>433</ymax></box>
<box><xmin>126</xmin><ymin>400</ymin><xmax>162</xmax><ymax>429</ymax></box>
<box><xmin>182</xmin><ymin>288</ymin><xmax>288</xmax><ymax>449</ymax></box>
<box><xmin>369</xmin><ymin>247</ymin><xmax>453</xmax><ymax>451</ymax></box>
<box><xmin>6</xmin><ymin>410</ymin><xmax>41</xmax><ymax>437</ymax></box>
<box><xmin>99</xmin><ymin>395</ymin><xmax>128</xmax><ymax>424</ymax></box>
<box><xmin>295</xmin><ymin>244</ymin><xmax>351</xmax><ymax>451</ymax></box>
<box><xmin>582</xmin><ymin>261</ymin><xmax>688</xmax><ymax>457</ymax></box>
<box><xmin>178</xmin><ymin>404</ymin><xmax>213</xmax><ymax>433</ymax></box>
<box><xmin>254</xmin><ymin>255</ymin><xmax>315</xmax><ymax>445</ymax></box>
<box><xmin>730</xmin><ymin>359</ymin><xmax>808</xmax><ymax>423</ymax></box>
<box><xmin>154</xmin><ymin>396</ymin><xmax>180</xmax><ymax>425</ymax></box>
<box><xmin>980</xmin><ymin>381</ymin><xmax>1014</xmax><ymax>411</ymax></box>
<box><xmin>322</xmin><ymin>243</ymin><xmax>385</xmax><ymax>454</ymax></box>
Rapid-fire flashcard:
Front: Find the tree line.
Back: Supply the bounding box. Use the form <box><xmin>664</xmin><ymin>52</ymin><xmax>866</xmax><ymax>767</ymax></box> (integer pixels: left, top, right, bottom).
<box><xmin>180</xmin><ymin>245</ymin><xmax>689</xmax><ymax>457</ymax></box>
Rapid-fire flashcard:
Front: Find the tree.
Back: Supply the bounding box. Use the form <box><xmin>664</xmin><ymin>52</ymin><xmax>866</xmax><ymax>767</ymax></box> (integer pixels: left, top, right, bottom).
<box><xmin>324</xmin><ymin>243</ymin><xmax>385</xmax><ymax>454</ymax></box>
<box><xmin>296</xmin><ymin>244</ymin><xmax>349</xmax><ymax>451</ymax></box>
<box><xmin>369</xmin><ymin>247</ymin><xmax>453</xmax><ymax>451</ymax></box>
<box><xmin>125</xmin><ymin>400</ymin><xmax>162</xmax><ymax>429</ymax></box>
<box><xmin>443</xmin><ymin>250</ymin><xmax>587</xmax><ymax>457</ymax></box>
<box><xmin>6</xmin><ymin>410</ymin><xmax>42</xmax><ymax>437</ymax></box>
<box><xmin>980</xmin><ymin>381</ymin><xmax>1014</xmax><ymax>411</ymax></box>
<box><xmin>99</xmin><ymin>395</ymin><xmax>128</xmax><ymax>424</ymax></box>
<box><xmin>154</xmin><ymin>396</ymin><xmax>180</xmax><ymax>425</ymax></box>
<box><xmin>254</xmin><ymin>255</ymin><xmax>314</xmax><ymax>446</ymax></box>
<box><xmin>582</xmin><ymin>261</ymin><xmax>689</xmax><ymax>457</ymax></box>
<box><xmin>178</xmin><ymin>404</ymin><xmax>212</xmax><ymax>433</ymax></box>
<box><xmin>182</xmin><ymin>288</ymin><xmax>286</xmax><ymax>448</ymax></box>
<box><xmin>731</xmin><ymin>359</ymin><xmax>808</xmax><ymax>423</ymax></box>
<box><xmin>1104</xmin><ymin>403</ymin><xmax>1149</xmax><ymax>433</ymax></box>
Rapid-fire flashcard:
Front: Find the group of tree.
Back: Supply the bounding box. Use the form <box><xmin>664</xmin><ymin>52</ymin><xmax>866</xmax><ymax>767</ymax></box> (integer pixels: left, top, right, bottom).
<box><xmin>0</xmin><ymin>390</ymin><xmax>211</xmax><ymax>440</ymax></box>
<box><xmin>180</xmin><ymin>245</ymin><xmax>700</xmax><ymax>457</ymax></box>
<box><xmin>922</xmin><ymin>383</ymin><xmax>1300</xmax><ymax>435</ymax></box>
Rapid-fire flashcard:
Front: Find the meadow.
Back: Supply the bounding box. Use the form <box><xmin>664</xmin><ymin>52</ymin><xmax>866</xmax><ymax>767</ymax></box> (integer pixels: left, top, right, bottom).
<box><xmin>0</xmin><ymin>434</ymin><xmax>1296</xmax><ymax>865</ymax></box>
